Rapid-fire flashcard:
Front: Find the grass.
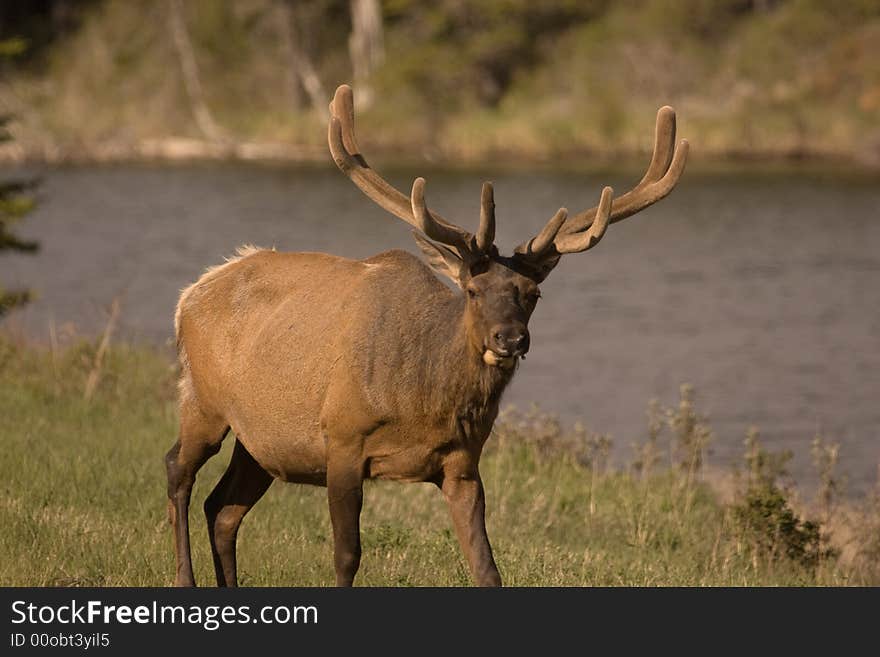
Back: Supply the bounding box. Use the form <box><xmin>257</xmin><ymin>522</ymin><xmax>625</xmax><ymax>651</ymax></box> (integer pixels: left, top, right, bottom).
<box><xmin>0</xmin><ymin>334</ymin><xmax>877</xmax><ymax>586</ymax></box>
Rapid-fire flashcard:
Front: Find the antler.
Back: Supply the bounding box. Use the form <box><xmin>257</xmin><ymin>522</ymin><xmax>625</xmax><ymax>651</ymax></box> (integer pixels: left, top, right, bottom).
<box><xmin>515</xmin><ymin>106</ymin><xmax>688</xmax><ymax>259</ymax></box>
<box><xmin>328</xmin><ymin>84</ymin><xmax>495</xmax><ymax>257</ymax></box>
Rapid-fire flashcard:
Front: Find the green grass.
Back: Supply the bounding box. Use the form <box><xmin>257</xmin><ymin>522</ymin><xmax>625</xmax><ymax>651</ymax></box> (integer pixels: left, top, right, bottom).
<box><xmin>0</xmin><ymin>336</ymin><xmax>876</xmax><ymax>586</ymax></box>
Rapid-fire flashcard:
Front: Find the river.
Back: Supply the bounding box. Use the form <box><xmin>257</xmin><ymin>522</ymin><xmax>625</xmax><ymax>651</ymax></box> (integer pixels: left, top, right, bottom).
<box><xmin>2</xmin><ymin>161</ymin><xmax>878</xmax><ymax>494</ymax></box>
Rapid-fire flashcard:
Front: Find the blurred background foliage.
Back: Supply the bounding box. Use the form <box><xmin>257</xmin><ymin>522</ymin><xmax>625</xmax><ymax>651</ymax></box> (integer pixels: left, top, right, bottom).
<box><xmin>0</xmin><ymin>0</ymin><xmax>878</xmax><ymax>164</ymax></box>
<box><xmin>0</xmin><ymin>36</ymin><xmax>39</xmax><ymax>315</ymax></box>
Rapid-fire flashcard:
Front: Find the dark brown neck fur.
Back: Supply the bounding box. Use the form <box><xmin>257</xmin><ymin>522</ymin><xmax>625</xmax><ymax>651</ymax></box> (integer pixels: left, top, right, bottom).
<box><xmin>421</xmin><ymin>295</ymin><xmax>516</xmax><ymax>445</ymax></box>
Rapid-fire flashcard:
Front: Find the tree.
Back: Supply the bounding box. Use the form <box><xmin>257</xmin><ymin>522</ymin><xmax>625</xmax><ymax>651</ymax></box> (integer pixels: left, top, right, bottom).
<box><xmin>276</xmin><ymin>0</ymin><xmax>328</xmax><ymax>121</ymax></box>
<box><xmin>167</xmin><ymin>0</ymin><xmax>225</xmax><ymax>141</ymax></box>
<box><xmin>348</xmin><ymin>0</ymin><xmax>384</xmax><ymax>108</ymax></box>
<box><xmin>0</xmin><ymin>38</ymin><xmax>39</xmax><ymax>317</ymax></box>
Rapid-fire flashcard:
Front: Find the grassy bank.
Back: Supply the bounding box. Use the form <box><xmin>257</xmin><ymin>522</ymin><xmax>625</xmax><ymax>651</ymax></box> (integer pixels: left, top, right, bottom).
<box><xmin>0</xmin><ymin>334</ymin><xmax>878</xmax><ymax>586</ymax></box>
<box><xmin>1</xmin><ymin>1</ymin><xmax>879</xmax><ymax>166</ymax></box>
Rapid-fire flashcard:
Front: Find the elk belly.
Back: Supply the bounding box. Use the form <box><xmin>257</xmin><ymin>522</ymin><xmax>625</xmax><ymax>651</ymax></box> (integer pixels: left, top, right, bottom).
<box><xmin>483</xmin><ymin>350</ymin><xmax>516</xmax><ymax>369</ymax></box>
<box><xmin>366</xmin><ymin>444</ymin><xmax>442</xmax><ymax>482</ymax></box>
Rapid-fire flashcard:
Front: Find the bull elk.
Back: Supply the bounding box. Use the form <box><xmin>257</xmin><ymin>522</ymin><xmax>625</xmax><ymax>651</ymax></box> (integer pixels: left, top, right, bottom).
<box><xmin>165</xmin><ymin>84</ymin><xmax>688</xmax><ymax>587</ymax></box>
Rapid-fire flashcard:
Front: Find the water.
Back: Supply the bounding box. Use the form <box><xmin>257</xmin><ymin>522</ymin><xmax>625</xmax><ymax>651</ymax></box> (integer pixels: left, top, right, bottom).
<box><xmin>2</xmin><ymin>162</ymin><xmax>879</xmax><ymax>494</ymax></box>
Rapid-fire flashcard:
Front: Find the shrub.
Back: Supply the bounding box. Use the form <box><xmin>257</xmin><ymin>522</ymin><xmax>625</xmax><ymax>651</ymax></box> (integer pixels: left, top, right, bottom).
<box><xmin>732</xmin><ymin>428</ymin><xmax>836</xmax><ymax>568</ymax></box>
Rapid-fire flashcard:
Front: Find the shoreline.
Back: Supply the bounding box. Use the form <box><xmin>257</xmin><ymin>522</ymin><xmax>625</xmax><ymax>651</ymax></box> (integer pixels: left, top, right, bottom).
<box><xmin>0</xmin><ymin>136</ymin><xmax>877</xmax><ymax>174</ymax></box>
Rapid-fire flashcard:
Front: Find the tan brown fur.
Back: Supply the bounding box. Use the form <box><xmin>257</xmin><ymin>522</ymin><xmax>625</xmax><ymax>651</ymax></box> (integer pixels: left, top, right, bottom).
<box><xmin>166</xmin><ymin>247</ymin><xmax>520</xmax><ymax>586</ymax></box>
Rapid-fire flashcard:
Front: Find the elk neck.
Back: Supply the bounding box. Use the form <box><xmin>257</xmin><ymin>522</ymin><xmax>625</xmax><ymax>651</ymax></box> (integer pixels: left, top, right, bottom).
<box><xmin>420</xmin><ymin>293</ymin><xmax>517</xmax><ymax>443</ymax></box>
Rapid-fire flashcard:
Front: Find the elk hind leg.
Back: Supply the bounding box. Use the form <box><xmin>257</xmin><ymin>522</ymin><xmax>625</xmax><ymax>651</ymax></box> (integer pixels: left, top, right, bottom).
<box><xmin>165</xmin><ymin>398</ymin><xmax>228</xmax><ymax>587</ymax></box>
<box><xmin>204</xmin><ymin>439</ymin><xmax>273</xmax><ymax>587</ymax></box>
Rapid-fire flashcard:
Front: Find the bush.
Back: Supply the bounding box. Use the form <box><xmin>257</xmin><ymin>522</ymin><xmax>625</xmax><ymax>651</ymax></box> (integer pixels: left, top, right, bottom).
<box><xmin>732</xmin><ymin>428</ymin><xmax>836</xmax><ymax>568</ymax></box>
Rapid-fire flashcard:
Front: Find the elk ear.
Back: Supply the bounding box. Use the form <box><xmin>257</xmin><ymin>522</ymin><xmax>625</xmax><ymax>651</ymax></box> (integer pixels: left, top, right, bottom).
<box><xmin>412</xmin><ymin>232</ymin><xmax>467</xmax><ymax>288</ymax></box>
<box><xmin>529</xmin><ymin>253</ymin><xmax>562</xmax><ymax>283</ymax></box>
<box><xmin>512</xmin><ymin>252</ymin><xmax>561</xmax><ymax>284</ymax></box>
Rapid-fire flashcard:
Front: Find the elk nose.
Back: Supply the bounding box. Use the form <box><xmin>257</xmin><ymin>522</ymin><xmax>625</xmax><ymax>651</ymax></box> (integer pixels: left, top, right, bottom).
<box><xmin>500</xmin><ymin>328</ymin><xmax>530</xmax><ymax>357</ymax></box>
<box><xmin>513</xmin><ymin>331</ymin><xmax>530</xmax><ymax>354</ymax></box>
<box><xmin>490</xmin><ymin>326</ymin><xmax>530</xmax><ymax>356</ymax></box>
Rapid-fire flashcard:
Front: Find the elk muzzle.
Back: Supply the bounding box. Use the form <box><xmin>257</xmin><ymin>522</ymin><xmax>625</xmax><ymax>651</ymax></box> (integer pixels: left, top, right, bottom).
<box><xmin>483</xmin><ymin>324</ymin><xmax>529</xmax><ymax>368</ymax></box>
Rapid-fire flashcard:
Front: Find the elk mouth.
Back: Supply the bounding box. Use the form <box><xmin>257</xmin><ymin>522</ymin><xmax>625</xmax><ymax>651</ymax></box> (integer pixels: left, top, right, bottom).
<box><xmin>482</xmin><ymin>349</ymin><xmax>519</xmax><ymax>369</ymax></box>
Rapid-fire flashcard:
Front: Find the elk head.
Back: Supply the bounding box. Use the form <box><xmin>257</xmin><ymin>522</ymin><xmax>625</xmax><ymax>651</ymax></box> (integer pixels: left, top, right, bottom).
<box><xmin>328</xmin><ymin>85</ymin><xmax>689</xmax><ymax>369</ymax></box>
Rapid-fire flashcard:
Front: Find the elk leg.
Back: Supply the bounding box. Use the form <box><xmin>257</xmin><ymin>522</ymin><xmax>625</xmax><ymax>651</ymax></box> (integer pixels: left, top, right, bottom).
<box><xmin>204</xmin><ymin>440</ymin><xmax>273</xmax><ymax>587</ymax></box>
<box><xmin>326</xmin><ymin>457</ymin><xmax>364</xmax><ymax>586</ymax></box>
<box><xmin>441</xmin><ymin>470</ymin><xmax>502</xmax><ymax>587</ymax></box>
<box><xmin>165</xmin><ymin>401</ymin><xmax>228</xmax><ymax>587</ymax></box>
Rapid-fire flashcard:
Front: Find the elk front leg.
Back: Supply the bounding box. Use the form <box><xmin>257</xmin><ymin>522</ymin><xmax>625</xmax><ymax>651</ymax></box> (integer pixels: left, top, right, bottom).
<box><xmin>441</xmin><ymin>467</ymin><xmax>502</xmax><ymax>587</ymax></box>
<box><xmin>326</xmin><ymin>456</ymin><xmax>364</xmax><ymax>587</ymax></box>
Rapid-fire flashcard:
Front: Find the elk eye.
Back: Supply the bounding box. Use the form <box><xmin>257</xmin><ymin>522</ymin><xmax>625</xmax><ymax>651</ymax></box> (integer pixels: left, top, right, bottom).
<box><xmin>467</xmin><ymin>288</ymin><xmax>479</xmax><ymax>299</ymax></box>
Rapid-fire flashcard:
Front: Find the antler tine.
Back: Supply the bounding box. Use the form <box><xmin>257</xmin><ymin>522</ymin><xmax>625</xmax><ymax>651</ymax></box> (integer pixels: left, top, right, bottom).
<box><xmin>599</xmin><ymin>137</ymin><xmax>688</xmax><ymax>225</ymax></box>
<box><xmin>513</xmin><ymin>208</ymin><xmax>568</xmax><ymax>256</ymax></box>
<box><xmin>513</xmin><ymin>187</ymin><xmax>612</xmax><ymax>259</ymax></box>
<box><xmin>554</xmin><ymin>187</ymin><xmax>613</xmax><ymax>254</ymax></box>
<box><xmin>477</xmin><ymin>182</ymin><xmax>496</xmax><ymax>253</ymax></box>
<box><xmin>328</xmin><ymin>116</ymin><xmax>412</xmax><ymax>219</ymax></box>
<box><xmin>411</xmin><ymin>178</ymin><xmax>473</xmax><ymax>252</ymax></box>
<box><xmin>561</xmin><ymin>106</ymin><xmax>688</xmax><ymax>235</ymax></box>
<box><xmin>640</xmin><ymin>106</ymin><xmax>677</xmax><ymax>187</ymax></box>
<box><xmin>328</xmin><ymin>84</ymin><xmax>478</xmax><ymax>254</ymax></box>
<box><xmin>330</xmin><ymin>83</ymin><xmax>361</xmax><ymax>160</ymax></box>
